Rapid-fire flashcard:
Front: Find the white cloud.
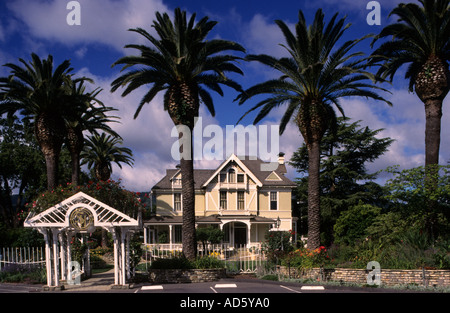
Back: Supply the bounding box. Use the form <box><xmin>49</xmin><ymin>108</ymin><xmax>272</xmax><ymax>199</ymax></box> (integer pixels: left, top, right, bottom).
<box><xmin>7</xmin><ymin>0</ymin><xmax>170</xmax><ymax>51</ymax></box>
<box><xmin>245</xmin><ymin>14</ymin><xmax>290</xmax><ymax>58</ymax></box>
<box><xmin>339</xmin><ymin>88</ymin><xmax>450</xmax><ymax>181</ymax></box>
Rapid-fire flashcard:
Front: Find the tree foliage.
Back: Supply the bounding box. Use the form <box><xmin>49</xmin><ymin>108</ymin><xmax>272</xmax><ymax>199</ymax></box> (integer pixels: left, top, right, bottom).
<box><xmin>290</xmin><ymin>117</ymin><xmax>393</xmax><ymax>243</ymax></box>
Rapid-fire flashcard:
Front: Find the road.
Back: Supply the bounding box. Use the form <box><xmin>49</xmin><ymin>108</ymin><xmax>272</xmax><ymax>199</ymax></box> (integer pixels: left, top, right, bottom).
<box><xmin>0</xmin><ymin>277</ymin><xmax>441</xmax><ymax>312</ymax></box>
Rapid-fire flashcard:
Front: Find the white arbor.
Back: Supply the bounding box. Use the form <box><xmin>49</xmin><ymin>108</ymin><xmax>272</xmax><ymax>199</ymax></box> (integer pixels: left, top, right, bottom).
<box><xmin>24</xmin><ymin>191</ymin><xmax>141</xmax><ymax>288</ymax></box>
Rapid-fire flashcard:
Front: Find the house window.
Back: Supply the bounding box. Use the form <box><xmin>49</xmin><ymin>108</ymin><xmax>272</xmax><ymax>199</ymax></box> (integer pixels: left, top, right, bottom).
<box><xmin>228</xmin><ymin>169</ymin><xmax>235</xmax><ymax>183</ymax></box>
<box><xmin>270</xmin><ymin>191</ymin><xmax>278</xmax><ymax>210</ymax></box>
<box><xmin>174</xmin><ymin>225</ymin><xmax>182</xmax><ymax>243</ymax></box>
<box><xmin>238</xmin><ymin>191</ymin><xmax>245</xmax><ymax>210</ymax></box>
<box><xmin>219</xmin><ymin>173</ymin><xmax>227</xmax><ymax>182</ymax></box>
<box><xmin>220</xmin><ymin>191</ymin><xmax>227</xmax><ymax>209</ymax></box>
<box><xmin>174</xmin><ymin>193</ymin><xmax>182</xmax><ymax>211</ymax></box>
<box><xmin>237</xmin><ymin>173</ymin><xmax>245</xmax><ymax>183</ymax></box>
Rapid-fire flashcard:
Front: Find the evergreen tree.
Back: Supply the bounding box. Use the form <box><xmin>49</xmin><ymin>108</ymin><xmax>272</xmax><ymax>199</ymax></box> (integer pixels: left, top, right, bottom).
<box><xmin>290</xmin><ymin>117</ymin><xmax>393</xmax><ymax>243</ymax></box>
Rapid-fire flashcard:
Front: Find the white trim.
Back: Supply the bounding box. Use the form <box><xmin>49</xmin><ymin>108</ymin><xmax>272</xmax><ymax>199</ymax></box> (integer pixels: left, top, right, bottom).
<box><xmin>247</xmin><ymin>189</ymin><xmax>257</xmax><ymax>210</ymax></box>
<box><xmin>24</xmin><ymin>191</ymin><xmax>139</xmax><ymax>228</ymax></box>
<box><xmin>265</xmin><ymin>171</ymin><xmax>282</xmax><ymax>181</ymax></box>
<box><xmin>202</xmin><ymin>154</ymin><xmax>262</xmax><ymax>188</ymax></box>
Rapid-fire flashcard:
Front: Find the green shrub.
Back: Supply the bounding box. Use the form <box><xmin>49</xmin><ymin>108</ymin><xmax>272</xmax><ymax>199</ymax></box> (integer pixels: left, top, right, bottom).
<box><xmin>333</xmin><ymin>203</ymin><xmax>382</xmax><ymax>245</ymax></box>
<box><xmin>0</xmin><ymin>264</ymin><xmax>46</xmax><ymax>283</ymax></box>
<box><xmin>261</xmin><ymin>274</ymin><xmax>278</xmax><ymax>281</ymax></box>
<box><xmin>150</xmin><ymin>256</ymin><xmax>194</xmax><ymax>269</ymax></box>
<box><xmin>89</xmin><ymin>255</ymin><xmax>108</xmax><ymax>269</ymax></box>
<box><xmin>194</xmin><ymin>256</ymin><xmax>224</xmax><ymax>269</ymax></box>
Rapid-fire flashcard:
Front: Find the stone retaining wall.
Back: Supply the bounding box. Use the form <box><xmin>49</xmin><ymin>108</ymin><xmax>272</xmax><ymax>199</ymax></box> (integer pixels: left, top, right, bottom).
<box><xmin>148</xmin><ymin>268</ymin><xmax>226</xmax><ymax>284</ymax></box>
<box><xmin>279</xmin><ymin>266</ymin><xmax>450</xmax><ymax>287</ymax></box>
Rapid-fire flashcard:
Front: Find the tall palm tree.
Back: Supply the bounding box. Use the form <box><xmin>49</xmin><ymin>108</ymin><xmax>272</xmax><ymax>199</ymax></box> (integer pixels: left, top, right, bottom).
<box><xmin>80</xmin><ymin>132</ymin><xmax>133</xmax><ymax>181</ymax></box>
<box><xmin>0</xmin><ymin>53</ymin><xmax>90</xmax><ymax>190</ymax></box>
<box><xmin>236</xmin><ymin>9</ymin><xmax>391</xmax><ymax>249</ymax></box>
<box><xmin>110</xmin><ymin>8</ymin><xmax>245</xmax><ymax>260</ymax></box>
<box><xmin>369</xmin><ymin>0</ymin><xmax>450</xmax><ymax>170</ymax></box>
<box><xmin>64</xmin><ymin>81</ymin><xmax>120</xmax><ymax>186</ymax></box>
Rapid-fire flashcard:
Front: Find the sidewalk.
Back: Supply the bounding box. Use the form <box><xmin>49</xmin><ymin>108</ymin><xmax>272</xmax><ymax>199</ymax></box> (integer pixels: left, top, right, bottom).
<box><xmin>62</xmin><ymin>269</ymin><xmax>119</xmax><ymax>292</ymax></box>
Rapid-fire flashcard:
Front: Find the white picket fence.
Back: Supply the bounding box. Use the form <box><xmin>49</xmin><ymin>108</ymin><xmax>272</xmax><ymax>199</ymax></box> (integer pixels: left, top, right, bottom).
<box><xmin>0</xmin><ymin>247</ymin><xmax>45</xmax><ymax>271</ymax></box>
<box><xmin>142</xmin><ymin>243</ymin><xmax>267</xmax><ymax>274</ymax></box>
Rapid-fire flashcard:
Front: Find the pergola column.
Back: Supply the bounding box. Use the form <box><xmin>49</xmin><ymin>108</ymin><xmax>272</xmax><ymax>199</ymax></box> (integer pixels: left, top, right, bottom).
<box><xmin>112</xmin><ymin>228</ymin><xmax>120</xmax><ymax>285</ymax></box>
<box><xmin>121</xmin><ymin>230</ymin><xmax>126</xmax><ymax>285</ymax></box>
<box><xmin>59</xmin><ymin>232</ymin><xmax>66</xmax><ymax>281</ymax></box>
<box><xmin>42</xmin><ymin>229</ymin><xmax>52</xmax><ymax>287</ymax></box>
<box><xmin>52</xmin><ymin>230</ymin><xmax>60</xmax><ymax>287</ymax></box>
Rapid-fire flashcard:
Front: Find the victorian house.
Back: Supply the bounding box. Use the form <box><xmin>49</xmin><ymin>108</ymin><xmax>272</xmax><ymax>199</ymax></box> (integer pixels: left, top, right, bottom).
<box><xmin>143</xmin><ymin>153</ymin><xmax>297</xmax><ymax>247</ymax></box>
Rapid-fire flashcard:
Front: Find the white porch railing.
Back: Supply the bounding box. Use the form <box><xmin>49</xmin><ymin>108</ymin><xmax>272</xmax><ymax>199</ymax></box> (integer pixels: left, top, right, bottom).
<box><xmin>0</xmin><ymin>247</ymin><xmax>45</xmax><ymax>271</ymax></box>
<box><xmin>142</xmin><ymin>243</ymin><xmax>267</xmax><ymax>273</ymax></box>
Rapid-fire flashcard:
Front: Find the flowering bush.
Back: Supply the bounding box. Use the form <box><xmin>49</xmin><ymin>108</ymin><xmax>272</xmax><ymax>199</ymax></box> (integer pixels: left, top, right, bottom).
<box><xmin>24</xmin><ymin>179</ymin><xmax>144</xmax><ymax>219</ymax></box>
<box><xmin>282</xmin><ymin>246</ymin><xmax>330</xmax><ymax>269</ymax></box>
<box><xmin>262</xmin><ymin>230</ymin><xmax>294</xmax><ymax>263</ymax></box>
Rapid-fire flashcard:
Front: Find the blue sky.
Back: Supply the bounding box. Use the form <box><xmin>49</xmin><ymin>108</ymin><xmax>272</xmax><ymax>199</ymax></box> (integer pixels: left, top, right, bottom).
<box><xmin>1</xmin><ymin>0</ymin><xmax>449</xmax><ymax>191</ymax></box>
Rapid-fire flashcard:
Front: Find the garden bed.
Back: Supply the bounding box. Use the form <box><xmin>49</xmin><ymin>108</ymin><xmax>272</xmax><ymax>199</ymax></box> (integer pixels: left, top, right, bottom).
<box><xmin>278</xmin><ymin>266</ymin><xmax>450</xmax><ymax>287</ymax></box>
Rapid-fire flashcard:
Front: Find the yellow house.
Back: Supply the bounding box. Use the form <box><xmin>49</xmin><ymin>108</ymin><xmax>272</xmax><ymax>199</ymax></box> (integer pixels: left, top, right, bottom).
<box><xmin>143</xmin><ymin>153</ymin><xmax>297</xmax><ymax>247</ymax></box>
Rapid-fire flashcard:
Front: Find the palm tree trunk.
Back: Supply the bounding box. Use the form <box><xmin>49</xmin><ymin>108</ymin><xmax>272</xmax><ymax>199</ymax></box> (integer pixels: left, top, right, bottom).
<box><xmin>71</xmin><ymin>151</ymin><xmax>81</xmax><ymax>186</ymax></box>
<box><xmin>43</xmin><ymin>151</ymin><xmax>59</xmax><ymax>191</ymax></box>
<box><xmin>307</xmin><ymin>140</ymin><xmax>321</xmax><ymax>250</ymax></box>
<box><xmin>95</xmin><ymin>164</ymin><xmax>111</xmax><ymax>181</ymax></box>
<box><xmin>179</xmin><ymin>126</ymin><xmax>197</xmax><ymax>261</ymax></box>
<box><xmin>424</xmin><ymin>98</ymin><xmax>442</xmax><ymax>238</ymax></box>
<box><xmin>180</xmin><ymin>156</ymin><xmax>197</xmax><ymax>260</ymax></box>
<box><xmin>35</xmin><ymin>112</ymin><xmax>64</xmax><ymax>191</ymax></box>
<box><xmin>424</xmin><ymin>98</ymin><xmax>442</xmax><ymax>167</ymax></box>
<box><xmin>67</xmin><ymin>126</ymin><xmax>84</xmax><ymax>186</ymax></box>
<box><xmin>169</xmin><ymin>82</ymin><xmax>199</xmax><ymax>261</ymax></box>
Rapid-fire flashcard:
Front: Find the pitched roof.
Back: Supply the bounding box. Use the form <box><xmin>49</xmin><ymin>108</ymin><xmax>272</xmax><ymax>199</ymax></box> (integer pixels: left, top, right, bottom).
<box><xmin>152</xmin><ymin>168</ymin><xmax>215</xmax><ymax>190</ymax></box>
<box><xmin>151</xmin><ymin>154</ymin><xmax>296</xmax><ymax>190</ymax></box>
<box><xmin>239</xmin><ymin>157</ymin><xmax>296</xmax><ymax>187</ymax></box>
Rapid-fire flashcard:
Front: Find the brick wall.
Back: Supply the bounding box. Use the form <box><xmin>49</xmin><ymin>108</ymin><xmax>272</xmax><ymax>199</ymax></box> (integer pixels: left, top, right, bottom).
<box><xmin>279</xmin><ymin>266</ymin><xmax>450</xmax><ymax>287</ymax></box>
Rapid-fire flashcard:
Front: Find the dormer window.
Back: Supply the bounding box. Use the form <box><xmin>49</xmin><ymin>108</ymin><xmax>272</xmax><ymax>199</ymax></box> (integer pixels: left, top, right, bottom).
<box><xmin>237</xmin><ymin>173</ymin><xmax>245</xmax><ymax>183</ymax></box>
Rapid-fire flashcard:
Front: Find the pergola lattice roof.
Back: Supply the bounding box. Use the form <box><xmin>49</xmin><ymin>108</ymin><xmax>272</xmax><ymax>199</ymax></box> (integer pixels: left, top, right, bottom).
<box><xmin>24</xmin><ymin>191</ymin><xmax>140</xmax><ymax>229</ymax></box>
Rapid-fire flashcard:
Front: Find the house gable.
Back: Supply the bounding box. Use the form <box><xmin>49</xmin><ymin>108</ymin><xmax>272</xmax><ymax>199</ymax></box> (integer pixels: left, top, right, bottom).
<box><xmin>201</xmin><ymin>154</ymin><xmax>263</xmax><ymax>188</ymax></box>
<box><xmin>265</xmin><ymin>171</ymin><xmax>282</xmax><ymax>181</ymax></box>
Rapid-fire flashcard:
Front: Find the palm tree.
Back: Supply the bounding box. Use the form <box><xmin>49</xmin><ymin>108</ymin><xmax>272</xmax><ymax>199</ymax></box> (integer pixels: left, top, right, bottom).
<box><xmin>81</xmin><ymin>132</ymin><xmax>133</xmax><ymax>181</ymax></box>
<box><xmin>64</xmin><ymin>81</ymin><xmax>120</xmax><ymax>186</ymax></box>
<box><xmin>0</xmin><ymin>53</ymin><xmax>90</xmax><ymax>190</ymax></box>
<box><xmin>369</xmin><ymin>0</ymin><xmax>450</xmax><ymax>170</ymax></box>
<box><xmin>236</xmin><ymin>9</ymin><xmax>391</xmax><ymax>249</ymax></box>
<box><xmin>110</xmin><ymin>8</ymin><xmax>245</xmax><ymax>260</ymax></box>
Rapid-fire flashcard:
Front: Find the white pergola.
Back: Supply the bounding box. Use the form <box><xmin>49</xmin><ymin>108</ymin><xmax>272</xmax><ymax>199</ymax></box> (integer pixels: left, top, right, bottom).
<box><xmin>24</xmin><ymin>191</ymin><xmax>141</xmax><ymax>288</ymax></box>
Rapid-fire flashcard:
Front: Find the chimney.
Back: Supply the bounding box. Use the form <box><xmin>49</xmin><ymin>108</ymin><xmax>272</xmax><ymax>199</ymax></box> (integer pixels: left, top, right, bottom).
<box><xmin>277</xmin><ymin>152</ymin><xmax>287</xmax><ymax>175</ymax></box>
<box><xmin>278</xmin><ymin>152</ymin><xmax>285</xmax><ymax>165</ymax></box>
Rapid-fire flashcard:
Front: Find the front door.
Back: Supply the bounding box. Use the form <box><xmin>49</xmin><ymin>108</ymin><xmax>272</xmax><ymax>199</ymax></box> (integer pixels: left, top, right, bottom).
<box><xmin>234</xmin><ymin>223</ymin><xmax>247</xmax><ymax>246</ymax></box>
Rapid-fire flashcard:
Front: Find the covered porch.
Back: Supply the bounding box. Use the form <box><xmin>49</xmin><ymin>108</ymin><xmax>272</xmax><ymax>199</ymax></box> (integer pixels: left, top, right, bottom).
<box><xmin>143</xmin><ymin>214</ymin><xmax>276</xmax><ymax>248</ymax></box>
